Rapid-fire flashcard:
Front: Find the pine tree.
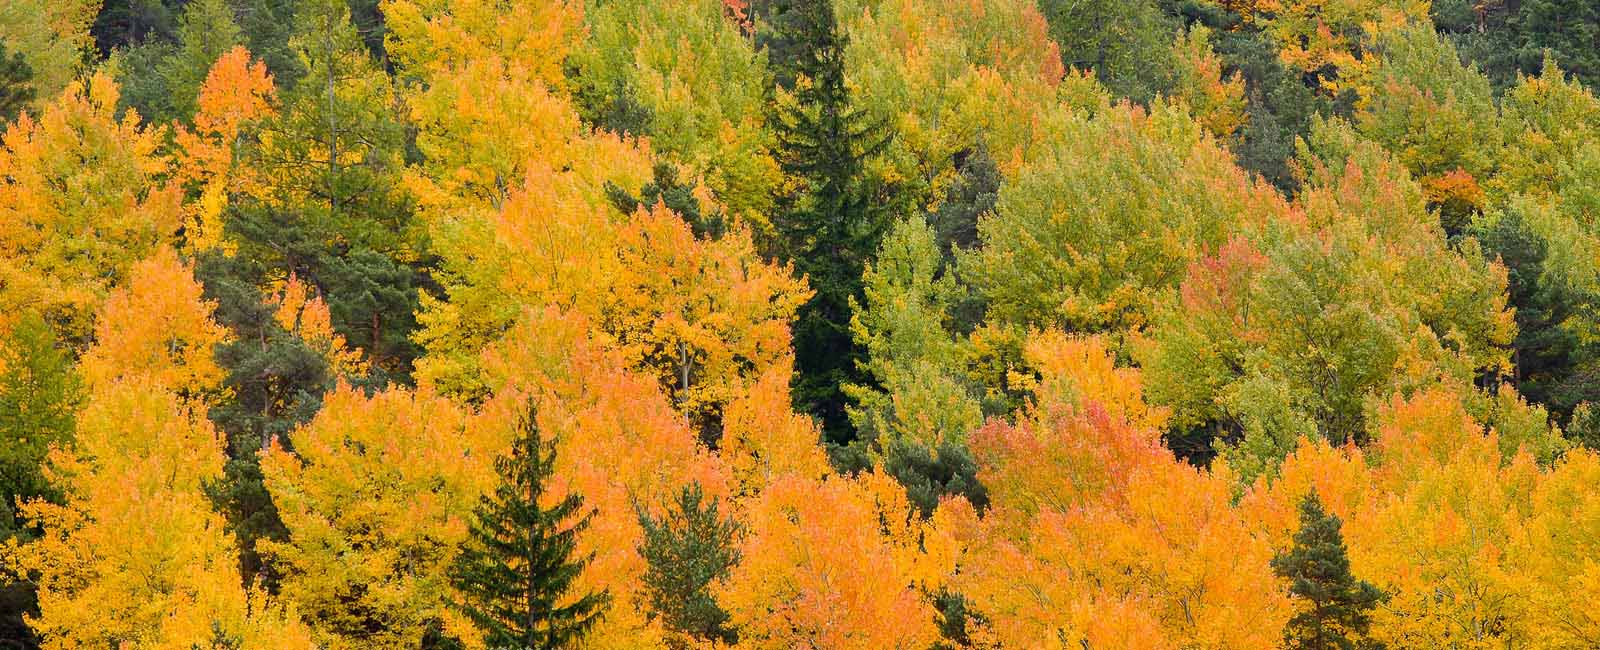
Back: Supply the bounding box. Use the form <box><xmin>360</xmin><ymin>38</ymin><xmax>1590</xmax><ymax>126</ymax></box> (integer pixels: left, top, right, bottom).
<box><xmin>637</xmin><ymin>483</ymin><xmax>742</xmax><ymax>647</ymax></box>
<box><xmin>1271</xmin><ymin>492</ymin><xmax>1385</xmax><ymax>650</ymax></box>
<box><xmin>449</xmin><ymin>403</ymin><xmax>609</xmax><ymax>650</ymax></box>
<box><xmin>763</xmin><ymin>0</ymin><xmax>896</xmax><ymax>442</ymax></box>
<box><xmin>0</xmin><ymin>40</ymin><xmax>34</xmax><ymax>124</ymax></box>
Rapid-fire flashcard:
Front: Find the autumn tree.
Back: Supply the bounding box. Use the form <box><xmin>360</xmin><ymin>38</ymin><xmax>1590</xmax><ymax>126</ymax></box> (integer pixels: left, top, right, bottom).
<box><xmin>1272</xmin><ymin>492</ymin><xmax>1384</xmax><ymax>650</ymax></box>
<box><xmin>963</xmin><ymin>99</ymin><xmax>1280</xmax><ymax>340</ymax></box>
<box><xmin>0</xmin><ymin>71</ymin><xmax>179</xmax><ymax>346</ymax></box>
<box><xmin>716</xmin><ymin>472</ymin><xmax>948</xmax><ymax>649</ymax></box>
<box><xmin>8</xmin><ymin>249</ymin><xmax>313</xmax><ymax>649</ymax></box>
<box><xmin>570</xmin><ymin>0</ymin><xmax>779</xmax><ymax>230</ymax></box>
<box><xmin>0</xmin><ymin>0</ymin><xmax>95</xmax><ymax>105</ymax></box>
<box><xmin>450</xmin><ymin>403</ymin><xmax>609</xmax><ymax>650</ymax></box>
<box><xmin>261</xmin><ymin>384</ymin><xmax>496</xmax><ymax>649</ymax></box>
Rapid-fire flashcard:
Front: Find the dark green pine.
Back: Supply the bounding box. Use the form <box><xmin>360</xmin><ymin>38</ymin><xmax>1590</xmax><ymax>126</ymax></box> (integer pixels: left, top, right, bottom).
<box><xmin>637</xmin><ymin>483</ymin><xmax>742</xmax><ymax>647</ymax></box>
<box><xmin>449</xmin><ymin>403</ymin><xmax>609</xmax><ymax>650</ymax></box>
<box><xmin>1271</xmin><ymin>492</ymin><xmax>1385</xmax><ymax>650</ymax></box>
<box><xmin>762</xmin><ymin>0</ymin><xmax>898</xmax><ymax>443</ymax></box>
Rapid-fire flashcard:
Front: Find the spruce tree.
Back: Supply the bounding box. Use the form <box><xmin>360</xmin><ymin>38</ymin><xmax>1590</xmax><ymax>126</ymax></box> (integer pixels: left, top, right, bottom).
<box><xmin>637</xmin><ymin>483</ymin><xmax>742</xmax><ymax>647</ymax></box>
<box><xmin>0</xmin><ymin>41</ymin><xmax>34</xmax><ymax>125</ymax></box>
<box><xmin>449</xmin><ymin>404</ymin><xmax>609</xmax><ymax>650</ymax></box>
<box><xmin>762</xmin><ymin>0</ymin><xmax>896</xmax><ymax>442</ymax></box>
<box><xmin>1271</xmin><ymin>492</ymin><xmax>1385</xmax><ymax>650</ymax></box>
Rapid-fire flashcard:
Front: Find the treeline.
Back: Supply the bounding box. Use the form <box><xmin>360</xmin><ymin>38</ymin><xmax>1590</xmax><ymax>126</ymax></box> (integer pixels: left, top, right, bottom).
<box><xmin>1</xmin><ymin>0</ymin><xmax>1600</xmax><ymax>648</ymax></box>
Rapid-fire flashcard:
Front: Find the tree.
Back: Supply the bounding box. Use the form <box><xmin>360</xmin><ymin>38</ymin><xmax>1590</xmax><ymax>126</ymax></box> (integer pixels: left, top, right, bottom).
<box><xmin>236</xmin><ymin>0</ymin><xmax>422</xmax><ymax>375</ymax></box>
<box><xmin>764</xmin><ymin>0</ymin><xmax>898</xmax><ymax>442</ymax></box>
<box><xmin>1272</xmin><ymin>492</ymin><xmax>1384</xmax><ymax>650</ymax></box>
<box><xmin>0</xmin><ymin>313</ymin><xmax>79</xmax><ymax>525</ymax></box>
<box><xmin>1036</xmin><ymin>0</ymin><xmax>1179</xmax><ymax>103</ymax></box>
<box><xmin>0</xmin><ymin>312</ymin><xmax>77</xmax><ymax>650</ymax></box>
<box><xmin>261</xmin><ymin>383</ymin><xmax>494</xmax><ymax>649</ymax></box>
<box><xmin>0</xmin><ymin>71</ymin><xmax>180</xmax><ymax>347</ymax></box>
<box><xmin>9</xmin><ymin>249</ymin><xmax>313</xmax><ymax>649</ymax></box>
<box><xmin>0</xmin><ymin>41</ymin><xmax>34</xmax><ymax>124</ymax></box>
<box><xmin>636</xmin><ymin>483</ymin><xmax>742</xmax><ymax>648</ymax></box>
<box><xmin>715</xmin><ymin>472</ymin><xmax>947</xmax><ymax>650</ymax></box>
<box><xmin>449</xmin><ymin>403</ymin><xmax>609</xmax><ymax>650</ymax></box>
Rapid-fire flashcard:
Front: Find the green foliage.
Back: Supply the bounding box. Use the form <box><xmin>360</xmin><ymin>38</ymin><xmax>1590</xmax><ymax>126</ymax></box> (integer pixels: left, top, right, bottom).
<box><xmin>448</xmin><ymin>404</ymin><xmax>609</xmax><ymax>650</ymax></box>
<box><xmin>1358</xmin><ymin>23</ymin><xmax>1498</xmax><ymax>235</ymax></box>
<box><xmin>0</xmin><ymin>312</ymin><xmax>78</xmax><ymax>528</ymax></box>
<box><xmin>1271</xmin><ymin>492</ymin><xmax>1384</xmax><ymax>650</ymax></box>
<box><xmin>90</xmin><ymin>0</ymin><xmax>184</xmax><ymax>55</ymax></box>
<box><xmin>232</xmin><ymin>0</ymin><xmax>425</xmax><ymax>376</ymax></box>
<box><xmin>159</xmin><ymin>0</ymin><xmax>244</xmax><ymax>120</ymax></box>
<box><xmin>605</xmin><ymin>162</ymin><xmax>728</xmax><ymax>240</ymax></box>
<box><xmin>880</xmin><ymin>437</ymin><xmax>987</xmax><ymax>518</ymax></box>
<box><xmin>1445</xmin><ymin>0</ymin><xmax>1600</xmax><ymax>92</ymax></box>
<box><xmin>846</xmin><ymin>216</ymin><xmax>987</xmax><ymax>510</ymax></box>
<box><xmin>193</xmin><ymin>250</ymin><xmax>334</xmax><ymax>590</ymax></box>
<box><xmin>764</xmin><ymin>0</ymin><xmax>898</xmax><ymax>442</ymax></box>
<box><xmin>109</xmin><ymin>0</ymin><xmax>242</xmax><ymax>126</ymax></box>
<box><xmin>0</xmin><ymin>41</ymin><xmax>35</xmax><ymax>124</ymax></box>
<box><xmin>0</xmin><ymin>313</ymin><xmax>75</xmax><ymax>650</ymax></box>
<box><xmin>636</xmin><ymin>484</ymin><xmax>742</xmax><ymax>647</ymax></box>
<box><xmin>962</xmin><ymin>100</ymin><xmax>1266</xmax><ymax>338</ymax></box>
<box><xmin>1037</xmin><ymin>0</ymin><xmax>1179</xmax><ymax>104</ymax></box>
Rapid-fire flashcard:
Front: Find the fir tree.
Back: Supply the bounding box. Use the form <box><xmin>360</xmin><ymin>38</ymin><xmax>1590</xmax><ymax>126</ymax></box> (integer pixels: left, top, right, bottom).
<box><xmin>449</xmin><ymin>403</ymin><xmax>609</xmax><ymax>650</ymax></box>
<box><xmin>1271</xmin><ymin>492</ymin><xmax>1385</xmax><ymax>650</ymax></box>
<box><xmin>0</xmin><ymin>41</ymin><xmax>34</xmax><ymax>124</ymax></box>
<box><xmin>637</xmin><ymin>483</ymin><xmax>742</xmax><ymax>647</ymax></box>
<box><xmin>763</xmin><ymin>0</ymin><xmax>897</xmax><ymax>443</ymax></box>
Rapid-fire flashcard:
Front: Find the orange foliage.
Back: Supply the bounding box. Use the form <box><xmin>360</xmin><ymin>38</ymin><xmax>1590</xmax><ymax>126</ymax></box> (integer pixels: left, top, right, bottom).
<box><xmin>717</xmin><ymin>472</ymin><xmax>947</xmax><ymax>650</ymax></box>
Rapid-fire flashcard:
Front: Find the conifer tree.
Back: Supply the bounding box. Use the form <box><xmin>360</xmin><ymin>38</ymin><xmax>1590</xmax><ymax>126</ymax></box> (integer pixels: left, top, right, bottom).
<box><xmin>1271</xmin><ymin>492</ymin><xmax>1385</xmax><ymax>650</ymax></box>
<box><xmin>0</xmin><ymin>41</ymin><xmax>34</xmax><ymax>124</ymax></box>
<box><xmin>637</xmin><ymin>483</ymin><xmax>742</xmax><ymax>647</ymax></box>
<box><xmin>449</xmin><ymin>404</ymin><xmax>609</xmax><ymax>649</ymax></box>
<box><xmin>763</xmin><ymin>0</ymin><xmax>896</xmax><ymax>442</ymax></box>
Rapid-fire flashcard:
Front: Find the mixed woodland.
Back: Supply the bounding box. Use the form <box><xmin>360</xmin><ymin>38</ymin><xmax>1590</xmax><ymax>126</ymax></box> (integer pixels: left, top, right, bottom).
<box><xmin>4</xmin><ymin>0</ymin><xmax>1600</xmax><ymax>648</ymax></box>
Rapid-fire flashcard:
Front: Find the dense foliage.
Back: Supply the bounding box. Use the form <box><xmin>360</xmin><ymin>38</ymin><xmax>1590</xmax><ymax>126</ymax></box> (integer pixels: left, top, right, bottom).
<box><xmin>3</xmin><ymin>0</ymin><xmax>1600</xmax><ymax>648</ymax></box>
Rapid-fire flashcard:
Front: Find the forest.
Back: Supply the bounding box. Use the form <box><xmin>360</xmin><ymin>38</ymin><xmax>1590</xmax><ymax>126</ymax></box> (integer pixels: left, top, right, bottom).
<box><xmin>2</xmin><ymin>0</ymin><xmax>1600</xmax><ymax>648</ymax></box>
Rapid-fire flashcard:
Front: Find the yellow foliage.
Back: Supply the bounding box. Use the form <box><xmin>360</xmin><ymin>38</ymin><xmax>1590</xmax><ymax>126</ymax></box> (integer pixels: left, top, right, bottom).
<box><xmin>717</xmin><ymin>472</ymin><xmax>946</xmax><ymax>650</ymax></box>
<box><xmin>78</xmin><ymin>248</ymin><xmax>229</xmax><ymax>401</ymax></box>
<box><xmin>0</xmin><ymin>72</ymin><xmax>178</xmax><ymax>343</ymax></box>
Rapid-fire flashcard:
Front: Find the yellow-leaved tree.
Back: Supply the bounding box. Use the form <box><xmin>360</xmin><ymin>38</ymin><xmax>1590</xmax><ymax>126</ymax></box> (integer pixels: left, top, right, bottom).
<box><xmin>7</xmin><ymin>248</ymin><xmax>313</xmax><ymax>649</ymax></box>
<box><xmin>0</xmin><ymin>72</ymin><xmax>179</xmax><ymax>345</ymax></box>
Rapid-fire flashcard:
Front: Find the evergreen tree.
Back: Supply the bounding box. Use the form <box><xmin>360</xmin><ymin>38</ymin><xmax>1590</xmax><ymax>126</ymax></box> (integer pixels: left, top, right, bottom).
<box><xmin>234</xmin><ymin>0</ymin><xmax>425</xmax><ymax>377</ymax></box>
<box><xmin>194</xmin><ymin>250</ymin><xmax>335</xmax><ymax>591</ymax></box>
<box><xmin>636</xmin><ymin>483</ymin><xmax>742</xmax><ymax>648</ymax></box>
<box><xmin>449</xmin><ymin>404</ymin><xmax>609</xmax><ymax>650</ymax></box>
<box><xmin>0</xmin><ymin>41</ymin><xmax>34</xmax><ymax>124</ymax></box>
<box><xmin>1271</xmin><ymin>492</ymin><xmax>1385</xmax><ymax>650</ymax></box>
<box><xmin>763</xmin><ymin>0</ymin><xmax>896</xmax><ymax>442</ymax></box>
<box><xmin>606</xmin><ymin>162</ymin><xmax>728</xmax><ymax>240</ymax></box>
